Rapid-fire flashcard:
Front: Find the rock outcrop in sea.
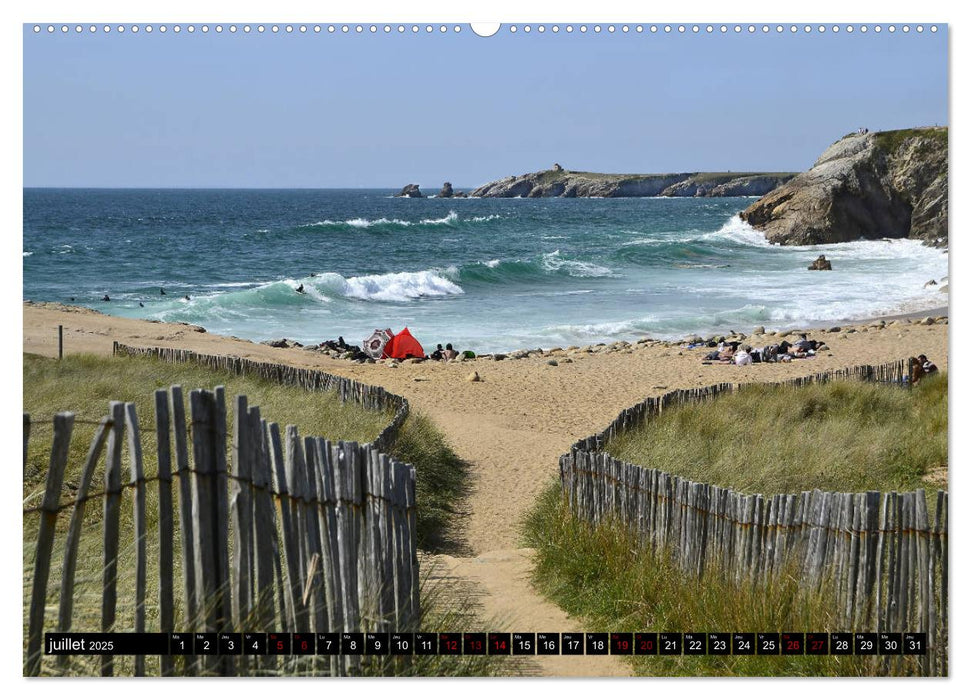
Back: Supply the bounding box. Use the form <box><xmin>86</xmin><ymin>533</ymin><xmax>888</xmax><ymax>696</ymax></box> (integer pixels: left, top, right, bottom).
<box><xmin>395</xmin><ymin>184</ymin><xmax>424</xmax><ymax>198</ymax></box>
<box><xmin>437</xmin><ymin>182</ymin><xmax>466</xmax><ymax>198</ymax></box>
<box><xmin>467</xmin><ymin>166</ymin><xmax>796</xmax><ymax>198</ymax></box>
<box><xmin>740</xmin><ymin>127</ymin><xmax>948</xmax><ymax>247</ymax></box>
<box><xmin>808</xmin><ymin>255</ymin><xmax>833</xmax><ymax>271</ymax></box>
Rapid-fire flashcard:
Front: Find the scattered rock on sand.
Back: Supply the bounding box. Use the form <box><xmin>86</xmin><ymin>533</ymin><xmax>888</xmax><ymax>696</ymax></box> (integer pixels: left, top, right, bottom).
<box><xmin>467</xmin><ymin>371</ymin><xmax>482</xmax><ymax>382</ymax></box>
<box><xmin>262</xmin><ymin>338</ymin><xmax>302</xmax><ymax>348</ymax></box>
<box><xmin>922</xmin><ymin>317</ymin><xmax>936</xmax><ymax>325</ymax></box>
<box><xmin>547</xmin><ymin>359</ymin><xmax>558</xmax><ymax>366</ymax></box>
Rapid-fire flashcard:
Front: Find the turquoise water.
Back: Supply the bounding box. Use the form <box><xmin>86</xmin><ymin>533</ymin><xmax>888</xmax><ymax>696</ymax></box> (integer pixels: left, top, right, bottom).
<box><xmin>23</xmin><ymin>189</ymin><xmax>948</xmax><ymax>353</ymax></box>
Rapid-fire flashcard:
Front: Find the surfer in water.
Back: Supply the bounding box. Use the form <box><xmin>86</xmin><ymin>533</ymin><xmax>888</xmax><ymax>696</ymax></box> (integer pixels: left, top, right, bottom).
<box><xmin>296</xmin><ymin>284</ymin><xmax>305</xmax><ymax>294</ymax></box>
<box><xmin>160</xmin><ymin>287</ymin><xmax>166</xmax><ymax>295</ymax></box>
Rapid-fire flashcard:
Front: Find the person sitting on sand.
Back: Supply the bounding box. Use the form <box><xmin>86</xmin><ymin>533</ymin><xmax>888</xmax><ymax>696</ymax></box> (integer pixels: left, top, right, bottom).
<box><xmin>718</xmin><ymin>341</ymin><xmax>739</xmax><ymax>362</ymax></box>
<box><xmin>792</xmin><ymin>333</ymin><xmax>813</xmax><ymax>354</ymax></box>
<box><xmin>919</xmin><ymin>354</ymin><xmax>938</xmax><ymax>375</ymax></box>
<box><xmin>443</xmin><ymin>343</ymin><xmax>459</xmax><ymax>361</ymax></box>
<box><xmin>429</xmin><ymin>344</ymin><xmax>444</xmax><ymax>361</ymax></box>
<box><xmin>734</xmin><ymin>345</ymin><xmax>753</xmax><ymax>366</ymax></box>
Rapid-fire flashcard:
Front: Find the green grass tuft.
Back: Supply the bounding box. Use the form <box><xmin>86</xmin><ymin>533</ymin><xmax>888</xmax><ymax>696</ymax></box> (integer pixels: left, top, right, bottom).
<box><xmin>873</xmin><ymin>127</ymin><xmax>948</xmax><ymax>155</ymax></box>
<box><xmin>607</xmin><ymin>375</ymin><xmax>947</xmax><ymax>495</ymax></box>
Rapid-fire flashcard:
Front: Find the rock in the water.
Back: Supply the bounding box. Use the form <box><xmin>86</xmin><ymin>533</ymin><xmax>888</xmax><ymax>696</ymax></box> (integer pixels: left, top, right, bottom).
<box><xmin>396</xmin><ymin>184</ymin><xmax>424</xmax><ymax>198</ymax></box>
<box><xmin>740</xmin><ymin>127</ymin><xmax>948</xmax><ymax>247</ymax></box>
<box><xmin>924</xmin><ymin>279</ymin><xmax>937</xmax><ymax>287</ymax></box>
<box><xmin>808</xmin><ymin>254</ymin><xmax>833</xmax><ymax>270</ymax></box>
<box><xmin>438</xmin><ymin>182</ymin><xmax>454</xmax><ymax>198</ymax></box>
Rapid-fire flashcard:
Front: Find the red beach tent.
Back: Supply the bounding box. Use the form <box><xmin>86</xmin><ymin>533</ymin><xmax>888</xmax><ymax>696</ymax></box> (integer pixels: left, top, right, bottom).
<box><xmin>384</xmin><ymin>327</ymin><xmax>425</xmax><ymax>360</ymax></box>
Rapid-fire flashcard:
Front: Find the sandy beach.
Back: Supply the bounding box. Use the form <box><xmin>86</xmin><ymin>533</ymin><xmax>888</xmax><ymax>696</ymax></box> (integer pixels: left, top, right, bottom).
<box><xmin>22</xmin><ymin>301</ymin><xmax>949</xmax><ymax>676</ymax></box>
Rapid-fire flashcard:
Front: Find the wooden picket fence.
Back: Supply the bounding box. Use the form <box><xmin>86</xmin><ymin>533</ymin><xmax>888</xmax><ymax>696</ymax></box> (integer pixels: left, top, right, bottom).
<box><xmin>111</xmin><ymin>342</ymin><xmax>409</xmax><ymax>453</ymax></box>
<box><xmin>560</xmin><ymin>359</ymin><xmax>947</xmax><ymax>676</ymax></box>
<box><xmin>25</xmin><ymin>352</ymin><xmax>418</xmax><ymax>677</ymax></box>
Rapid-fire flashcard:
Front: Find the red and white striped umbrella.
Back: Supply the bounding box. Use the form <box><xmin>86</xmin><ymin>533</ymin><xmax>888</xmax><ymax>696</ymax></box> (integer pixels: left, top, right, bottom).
<box><xmin>363</xmin><ymin>328</ymin><xmax>393</xmax><ymax>359</ymax></box>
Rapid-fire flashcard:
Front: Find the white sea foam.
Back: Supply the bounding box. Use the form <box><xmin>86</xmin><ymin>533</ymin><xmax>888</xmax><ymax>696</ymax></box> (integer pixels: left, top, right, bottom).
<box><xmin>703</xmin><ymin>216</ymin><xmax>772</xmax><ymax>247</ymax></box>
<box><xmin>302</xmin><ymin>211</ymin><xmax>463</xmax><ymax>229</ymax></box>
<box><xmin>541</xmin><ymin>250</ymin><xmax>614</xmax><ymax>278</ymax></box>
<box><xmin>310</xmin><ymin>270</ymin><xmax>465</xmax><ymax>302</ymax></box>
<box><xmin>419</xmin><ymin>211</ymin><xmax>458</xmax><ymax>225</ymax></box>
<box><xmin>23</xmin><ymin>251</ymin><xmax>33</xmax><ymax>257</ymax></box>
<box><xmin>484</xmin><ymin>259</ymin><xmax>501</xmax><ymax>268</ymax></box>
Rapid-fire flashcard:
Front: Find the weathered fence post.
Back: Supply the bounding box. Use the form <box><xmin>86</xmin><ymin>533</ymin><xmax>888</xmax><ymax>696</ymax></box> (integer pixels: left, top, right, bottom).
<box><xmin>101</xmin><ymin>401</ymin><xmax>125</xmax><ymax>677</ymax></box>
<box><xmin>25</xmin><ymin>412</ymin><xmax>74</xmax><ymax>676</ymax></box>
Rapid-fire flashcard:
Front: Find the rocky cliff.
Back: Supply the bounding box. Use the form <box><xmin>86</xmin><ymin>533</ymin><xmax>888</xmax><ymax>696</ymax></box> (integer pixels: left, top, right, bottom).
<box><xmin>740</xmin><ymin>127</ymin><xmax>948</xmax><ymax>247</ymax></box>
<box><xmin>467</xmin><ymin>168</ymin><xmax>796</xmax><ymax>198</ymax></box>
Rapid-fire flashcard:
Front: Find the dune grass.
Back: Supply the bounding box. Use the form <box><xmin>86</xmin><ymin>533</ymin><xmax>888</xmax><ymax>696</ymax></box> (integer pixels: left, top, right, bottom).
<box><xmin>606</xmin><ymin>374</ymin><xmax>947</xmax><ymax>495</ymax></box>
<box><xmin>23</xmin><ymin>352</ymin><xmax>391</xmax><ymax>502</ymax></box>
<box><xmin>23</xmin><ymin>352</ymin><xmax>484</xmax><ymax>675</ymax></box>
<box><xmin>523</xmin><ymin>482</ymin><xmax>913</xmax><ymax>676</ymax></box>
<box><xmin>522</xmin><ymin>376</ymin><xmax>946</xmax><ymax>676</ymax></box>
<box><xmin>23</xmin><ymin>352</ymin><xmax>471</xmax><ymax>549</ymax></box>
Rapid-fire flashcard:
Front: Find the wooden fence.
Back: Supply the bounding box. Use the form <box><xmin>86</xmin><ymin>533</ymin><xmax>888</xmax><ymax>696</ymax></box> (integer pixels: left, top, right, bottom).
<box><xmin>560</xmin><ymin>359</ymin><xmax>947</xmax><ymax>675</ymax></box>
<box><xmin>111</xmin><ymin>342</ymin><xmax>409</xmax><ymax>453</ymax></box>
<box><xmin>25</xmin><ymin>357</ymin><xmax>418</xmax><ymax>676</ymax></box>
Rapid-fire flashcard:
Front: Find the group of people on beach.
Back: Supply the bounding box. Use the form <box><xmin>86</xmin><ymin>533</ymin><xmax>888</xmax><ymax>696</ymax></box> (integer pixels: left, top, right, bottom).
<box><xmin>909</xmin><ymin>354</ymin><xmax>939</xmax><ymax>384</ymax></box>
<box><xmin>702</xmin><ymin>333</ymin><xmax>823</xmax><ymax>366</ymax></box>
<box><xmin>429</xmin><ymin>343</ymin><xmax>460</xmax><ymax>361</ymax></box>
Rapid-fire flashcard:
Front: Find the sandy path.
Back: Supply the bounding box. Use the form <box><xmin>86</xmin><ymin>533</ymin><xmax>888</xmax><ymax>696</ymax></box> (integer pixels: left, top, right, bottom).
<box><xmin>22</xmin><ymin>302</ymin><xmax>949</xmax><ymax>677</ymax></box>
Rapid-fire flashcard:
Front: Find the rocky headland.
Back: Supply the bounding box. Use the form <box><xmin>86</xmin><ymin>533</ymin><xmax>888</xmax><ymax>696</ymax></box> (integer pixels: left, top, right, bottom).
<box><xmin>466</xmin><ymin>165</ymin><xmax>796</xmax><ymax>198</ymax></box>
<box><xmin>740</xmin><ymin>127</ymin><xmax>948</xmax><ymax>247</ymax></box>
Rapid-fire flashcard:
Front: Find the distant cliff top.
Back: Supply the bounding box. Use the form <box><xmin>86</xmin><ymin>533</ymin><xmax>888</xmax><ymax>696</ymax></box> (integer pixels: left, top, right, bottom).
<box><xmin>468</xmin><ymin>167</ymin><xmax>797</xmax><ymax>198</ymax></box>
<box><xmin>741</xmin><ymin>127</ymin><xmax>948</xmax><ymax>246</ymax></box>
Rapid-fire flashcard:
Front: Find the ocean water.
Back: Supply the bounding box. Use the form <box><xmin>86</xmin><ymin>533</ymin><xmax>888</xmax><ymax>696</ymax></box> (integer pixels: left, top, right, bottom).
<box><xmin>23</xmin><ymin>189</ymin><xmax>948</xmax><ymax>353</ymax></box>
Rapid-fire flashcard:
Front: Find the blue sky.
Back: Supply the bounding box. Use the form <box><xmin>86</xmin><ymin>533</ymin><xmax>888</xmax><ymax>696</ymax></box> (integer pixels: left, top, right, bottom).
<box><xmin>23</xmin><ymin>24</ymin><xmax>948</xmax><ymax>188</ymax></box>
